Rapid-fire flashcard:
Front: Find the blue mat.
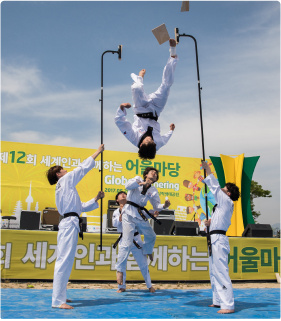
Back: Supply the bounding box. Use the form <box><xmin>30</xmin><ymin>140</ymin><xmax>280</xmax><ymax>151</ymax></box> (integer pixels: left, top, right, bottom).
<box><xmin>1</xmin><ymin>288</ymin><xmax>280</xmax><ymax>319</ymax></box>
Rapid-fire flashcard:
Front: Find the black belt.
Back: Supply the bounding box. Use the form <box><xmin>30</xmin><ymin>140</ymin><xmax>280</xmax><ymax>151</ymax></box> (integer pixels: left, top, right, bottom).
<box><xmin>63</xmin><ymin>212</ymin><xmax>84</xmax><ymax>240</ymax></box>
<box><xmin>210</xmin><ymin>230</ymin><xmax>226</xmax><ymax>235</ymax></box>
<box><xmin>113</xmin><ymin>232</ymin><xmax>141</xmax><ymax>249</ymax></box>
<box><xmin>126</xmin><ymin>201</ymin><xmax>162</xmax><ymax>225</ymax></box>
<box><xmin>136</xmin><ymin>112</ymin><xmax>158</xmax><ymax>122</ymax></box>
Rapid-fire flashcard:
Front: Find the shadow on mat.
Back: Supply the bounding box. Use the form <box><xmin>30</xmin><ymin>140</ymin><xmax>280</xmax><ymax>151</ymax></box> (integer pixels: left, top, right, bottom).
<box><xmin>185</xmin><ymin>298</ymin><xmax>279</xmax><ymax>313</ymax></box>
<box><xmin>124</xmin><ymin>289</ymin><xmax>200</xmax><ymax>298</ymax></box>
<box><xmin>72</xmin><ymin>290</ymin><xmax>202</xmax><ymax>308</ymax></box>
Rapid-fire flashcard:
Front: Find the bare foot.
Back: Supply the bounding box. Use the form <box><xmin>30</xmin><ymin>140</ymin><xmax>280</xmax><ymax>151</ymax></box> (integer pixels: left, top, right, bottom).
<box><xmin>208</xmin><ymin>304</ymin><xmax>220</xmax><ymax>308</ymax></box>
<box><xmin>66</xmin><ymin>299</ymin><xmax>72</xmax><ymax>303</ymax></box>
<box><xmin>139</xmin><ymin>69</ymin><xmax>146</xmax><ymax>78</ymax></box>
<box><xmin>59</xmin><ymin>303</ymin><xmax>74</xmax><ymax>309</ymax></box>
<box><xmin>148</xmin><ymin>254</ymin><xmax>153</xmax><ymax>262</ymax></box>
<box><xmin>217</xmin><ymin>309</ymin><xmax>235</xmax><ymax>314</ymax></box>
<box><xmin>149</xmin><ymin>287</ymin><xmax>155</xmax><ymax>293</ymax></box>
<box><xmin>169</xmin><ymin>39</ymin><xmax>176</xmax><ymax>47</ymax></box>
<box><xmin>117</xmin><ymin>271</ymin><xmax>123</xmax><ymax>285</ymax></box>
<box><xmin>117</xmin><ymin>288</ymin><xmax>126</xmax><ymax>293</ymax></box>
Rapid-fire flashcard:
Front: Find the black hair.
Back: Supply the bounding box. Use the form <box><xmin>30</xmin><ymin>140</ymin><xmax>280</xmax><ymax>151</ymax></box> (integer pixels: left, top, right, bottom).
<box><xmin>225</xmin><ymin>182</ymin><xmax>240</xmax><ymax>201</ymax></box>
<box><xmin>142</xmin><ymin>167</ymin><xmax>159</xmax><ymax>182</ymax></box>
<box><xmin>138</xmin><ymin>142</ymin><xmax>156</xmax><ymax>160</ymax></box>
<box><xmin>115</xmin><ymin>191</ymin><xmax>127</xmax><ymax>205</ymax></box>
<box><xmin>46</xmin><ymin>166</ymin><xmax>63</xmax><ymax>185</ymax></box>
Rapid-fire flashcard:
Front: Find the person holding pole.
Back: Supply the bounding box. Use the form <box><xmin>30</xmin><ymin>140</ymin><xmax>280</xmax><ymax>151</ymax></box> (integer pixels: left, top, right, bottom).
<box><xmin>202</xmin><ymin>161</ymin><xmax>240</xmax><ymax>314</ymax></box>
<box><xmin>46</xmin><ymin>144</ymin><xmax>105</xmax><ymax>309</ymax></box>
<box><xmin>115</xmin><ymin>39</ymin><xmax>178</xmax><ymax>160</ymax></box>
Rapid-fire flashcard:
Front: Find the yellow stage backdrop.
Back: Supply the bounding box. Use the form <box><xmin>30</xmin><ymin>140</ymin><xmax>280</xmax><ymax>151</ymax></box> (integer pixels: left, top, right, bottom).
<box><xmin>1</xmin><ymin>141</ymin><xmax>217</xmax><ymax>229</ymax></box>
<box><xmin>1</xmin><ymin>230</ymin><xmax>279</xmax><ymax>280</ymax></box>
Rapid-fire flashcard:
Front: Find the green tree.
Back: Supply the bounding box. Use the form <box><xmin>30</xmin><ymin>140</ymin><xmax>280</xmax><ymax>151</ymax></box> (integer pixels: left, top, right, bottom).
<box><xmin>250</xmin><ymin>180</ymin><xmax>272</xmax><ymax>222</ymax></box>
<box><xmin>275</xmin><ymin>229</ymin><xmax>280</xmax><ymax>238</ymax></box>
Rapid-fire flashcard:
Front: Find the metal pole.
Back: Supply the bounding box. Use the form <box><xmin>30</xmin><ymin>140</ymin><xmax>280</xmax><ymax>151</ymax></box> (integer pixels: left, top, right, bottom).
<box><xmin>99</xmin><ymin>50</ymin><xmax>119</xmax><ymax>251</ymax></box>
<box><xmin>179</xmin><ymin>34</ymin><xmax>209</xmax><ymax>221</ymax></box>
<box><xmin>99</xmin><ymin>53</ymin><xmax>104</xmax><ymax>251</ymax></box>
<box><xmin>176</xmin><ymin>34</ymin><xmax>211</xmax><ymax>256</ymax></box>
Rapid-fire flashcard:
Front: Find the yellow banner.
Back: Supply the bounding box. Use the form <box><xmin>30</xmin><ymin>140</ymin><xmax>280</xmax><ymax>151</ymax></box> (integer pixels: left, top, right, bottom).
<box><xmin>1</xmin><ymin>230</ymin><xmax>279</xmax><ymax>280</ymax></box>
<box><xmin>1</xmin><ymin>141</ymin><xmax>217</xmax><ymax>229</ymax></box>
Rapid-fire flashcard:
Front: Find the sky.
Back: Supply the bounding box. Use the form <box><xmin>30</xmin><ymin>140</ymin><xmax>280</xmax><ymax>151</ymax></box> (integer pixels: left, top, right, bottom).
<box><xmin>1</xmin><ymin>1</ymin><xmax>280</xmax><ymax>225</ymax></box>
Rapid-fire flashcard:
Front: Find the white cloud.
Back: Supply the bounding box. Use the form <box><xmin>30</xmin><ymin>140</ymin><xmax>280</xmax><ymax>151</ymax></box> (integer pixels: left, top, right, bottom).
<box><xmin>1</xmin><ymin>4</ymin><xmax>279</xmax><ymax>225</ymax></box>
<box><xmin>2</xmin><ymin>64</ymin><xmax>44</xmax><ymax>97</ymax></box>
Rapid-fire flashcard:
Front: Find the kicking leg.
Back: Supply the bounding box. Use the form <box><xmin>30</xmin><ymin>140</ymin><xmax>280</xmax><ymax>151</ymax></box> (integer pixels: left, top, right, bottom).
<box><xmin>148</xmin><ymin>50</ymin><xmax>178</xmax><ymax>114</ymax></box>
<box><xmin>135</xmin><ymin>220</ymin><xmax>156</xmax><ymax>258</ymax></box>
<box><xmin>131</xmin><ymin>237</ymin><xmax>154</xmax><ymax>293</ymax></box>
<box><xmin>131</xmin><ymin>74</ymin><xmax>150</xmax><ymax>109</ymax></box>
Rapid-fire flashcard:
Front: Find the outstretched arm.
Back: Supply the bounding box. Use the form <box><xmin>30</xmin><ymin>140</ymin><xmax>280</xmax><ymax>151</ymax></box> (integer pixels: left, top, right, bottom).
<box><xmin>91</xmin><ymin>144</ymin><xmax>104</xmax><ymax>160</ymax></box>
<box><xmin>202</xmin><ymin>161</ymin><xmax>224</xmax><ymax>205</ymax></box>
<box><xmin>149</xmin><ymin>193</ymin><xmax>170</xmax><ymax>212</ymax></box>
<box><xmin>68</xmin><ymin>145</ymin><xmax>104</xmax><ymax>187</ymax></box>
<box><xmin>161</xmin><ymin>125</ymin><xmax>174</xmax><ymax>146</ymax></box>
<box><xmin>125</xmin><ymin>176</ymin><xmax>143</xmax><ymax>190</ymax></box>
<box><xmin>114</xmin><ymin>104</ymin><xmax>139</xmax><ymax>147</ymax></box>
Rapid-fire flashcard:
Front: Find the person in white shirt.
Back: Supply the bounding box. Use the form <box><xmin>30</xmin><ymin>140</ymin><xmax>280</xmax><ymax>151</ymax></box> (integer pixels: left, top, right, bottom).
<box><xmin>115</xmin><ymin>39</ymin><xmax>178</xmax><ymax>160</ymax></box>
<box><xmin>115</xmin><ymin>167</ymin><xmax>170</xmax><ymax>285</ymax></box>
<box><xmin>46</xmin><ymin>144</ymin><xmax>105</xmax><ymax>309</ymax></box>
<box><xmin>113</xmin><ymin>191</ymin><xmax>157</xmax><ymax>293</ymax></box>
<box><xmin>202</xmin><ymin>161</ymin><xmax>240</xmax><ymax>314</ymax></box>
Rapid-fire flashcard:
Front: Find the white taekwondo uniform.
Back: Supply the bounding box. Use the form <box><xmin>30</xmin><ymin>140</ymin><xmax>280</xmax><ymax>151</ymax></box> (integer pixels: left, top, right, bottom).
<box><xmin>52</xmin><ymin>156</ymin><xmax>99</xmax><ymax>308</ymax></box>
<box><xmin>114</xmin><ymin>55</ymin><xmax>178</xmax><ymax>152</ymax></box>
<box><xmin>112</xmin><ymin>208</ymin><xmax>152</xmax><ymax>290</ymax></box>
<box><xmin>203</xmin><ymin>174</ymin><xmax>235</xmax><ymax>310</ymax></box>
<box><xmin>115</xmin><ymin>176</ymin><xmax>165</xmax><ymax>273</ymax></box>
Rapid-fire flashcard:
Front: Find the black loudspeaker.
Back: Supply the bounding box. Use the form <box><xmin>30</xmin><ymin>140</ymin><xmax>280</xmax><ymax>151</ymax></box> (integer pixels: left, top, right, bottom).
<box><xmin>158</xmin><ymin>209</ymin><xmax>175</xmax><ymax>216</ymax></box>
<box><xmin>108</xmin><ymin>200</ymin><xmax>119</xmax><ymax>209</ymax></box>
<box><xmin>242</xmin><ymin>224</ymin><xmax>273</xmax><ymax>237</ymax></box>
<box><xmin>150</xmin><ymin>218</ymin><xmax>175</xmax><ymax>235</ymax></box>
<box><xmin>107</xmin><ymin>200</ymin><xmax>119</xmax><ymax>228</ymax></box>
<box><xmin>169</xmin><ymin>221</ymin><xmax>199</xmax><ymax>236</ymax></box>
<box><xmin>20</xmin><ymin>211</ymin><xmax>41</xmax><ymax>230</ymax></box>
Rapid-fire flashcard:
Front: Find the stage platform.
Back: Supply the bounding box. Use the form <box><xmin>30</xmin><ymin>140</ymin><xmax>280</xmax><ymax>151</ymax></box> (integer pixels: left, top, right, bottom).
<box><xmin>1</xmin><ymin>288</ymin><xmax>280</xmax><ymax>319</ymax></box>
<box><xmin>1</xmin><ymin>229</ymin><xmax>280</xmax><ymax>281</ymax></box>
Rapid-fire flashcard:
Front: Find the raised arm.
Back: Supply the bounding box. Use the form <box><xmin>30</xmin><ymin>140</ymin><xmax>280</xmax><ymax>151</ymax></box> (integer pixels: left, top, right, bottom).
<box><xmin>115</xmin><ymin>104</ymin><xmax>139</xmax><ymax>147</ymax></box>
<box><xmin>202</xmin><ymin>161</ymin><xmax>225</xmax><ymax>205</ymax></box>
<box><xmin>68</xmin><ymin>144</ymin><xmax>104</xmax><ymax>187</ymax></box>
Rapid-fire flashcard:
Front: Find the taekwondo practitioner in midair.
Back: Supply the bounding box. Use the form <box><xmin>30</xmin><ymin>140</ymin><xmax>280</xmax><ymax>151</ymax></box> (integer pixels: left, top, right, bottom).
<box><xmin>202</xmin><ymin>161</ymin><xmax>240</xmax><ymax>314</ymax></box>
<box><xmin>115</xmin><ymin>39</ymin><xmax>178</xmax><ymax>160</ymax></box>
<box><xmin>113</xmin><ymin>191</ymin><xmax>158</xmax><ymax>293</ymax></box>
<box><xmin>115</xmin><ymin>167</ymin><xmax>170</xmax><ymax>285</ymax></box>
<box><xmin>46</xmin><ymin>144</ymin><xmax>105</xmax><ymax>309</ymax></box>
